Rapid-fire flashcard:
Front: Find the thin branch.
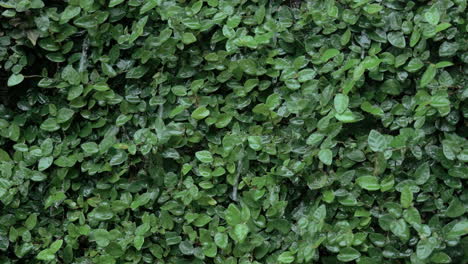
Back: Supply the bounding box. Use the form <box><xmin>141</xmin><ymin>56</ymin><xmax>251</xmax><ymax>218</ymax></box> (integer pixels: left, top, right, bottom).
<box><xmin>231</xmin><ymin>153</ymin><xmax>244</xmax><ymax>202</ymax></box>
<box><xmin>79</xmin><ymin>36</ymin><xmax>89</xmax><ymax>73</ymax></box>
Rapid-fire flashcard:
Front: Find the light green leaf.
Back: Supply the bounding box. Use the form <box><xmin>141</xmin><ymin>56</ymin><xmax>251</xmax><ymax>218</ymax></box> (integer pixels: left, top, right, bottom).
<box><xmin>248</xmin><ymin>136</ymin><xmax>262</xmax><ymax>151</ymax></box>
<box><xmin>57</xmin><ymin>108</ymin><xmax>74</xmax><ymax>123</ymax></box>
<box><xmin>400</xmin><ymin>186</ymin><xmax>413</xmax><ymax>208</ymax></box>
<box><xmin>321</xmin><ymin>49</ymin><xmax>340</xmax><ymax>62</ymax></box>
<box><xmin>195</xmin><ymin>150</ymin><xmax>213</xmax><ymax>163</ymax></box>
<box><xmin>425</xmin><ymin>6</ymin><xmax>440</xmax><ymax>25</ymax></box>
<box><xmin>297</xmin><ymin>69</ymin><xmax>316</xmax><ymax>82</ymax></box>
<box><xmin>81</xmin><ymin>142</ymin><xmax>99</xmax><ymax>154</ymax></box>
<box><xmin>214</xmin><ymin>232</ymin><xmax>228</xmax><ymax>249</ymax></box>
<box><xmin>318</xmin><ymin>149</ymin><xmax>333</xmax><ymax>166</ymax></box>
<box><xmin>388</xmin><ymin>32</ymin><xmax>406</xmax><ymax>48</ymax></box>
<box><xmin>36</xmin><ymin>240</ymin><xmax>63</xmax><ymax>261</ymax></box>
<box><xmin>62</xmin><ymin>65</ymin><xmax>81</xmax><ymax>85</ymax></box>
<box><xmin>38</xmin><ymin>156</ymin><xmax>53</xmax><ymax>171</ymax></box>
<box><xmin>7</xmin><ymin>74</ymin><xmax>24</xmax><ymax>87</ymax></box>
<box><xmin>60</xmin><ymin>6</ymin><xmax>81</xmax><ymax>22</ymax></box>
<box><xmin>390</xmin><ymin>219</ymin><xmax>410</xmax><ymax>242</ymax></box>
<box><xmin>278</xmin><ymin>252</ymin><xmax>295</xmax><ymax>263</ymax></box>
<box><xmin>417</xmin><ymin>237</ymin><xmax>438</xmax><ymax>259</ymax></box>
<box><xmin>356</xmin><ymin>176</ymin><xmax>380</xmax><ymax>191</ymax></box>
<box><xmin>232</xmin><ymin>223</ymin><xmax>249</xmax><ymax>242</ymax></box>
<box><xmin>140</xmin><ymin>0</ymin><xmax>159</xmax><ymax>14</ymax></box>
<box><xmin>109</xmin><ymin>0</ymin><xmax>125</xmax><ymax>7</ymax></box>
<box><xmin>191</xmin><ymin>106</ymin><xmax>210</xmax><ymax>120</ymax></box>
<box><xmin>446</xmin><ymin>198</ymin><xmax>465</xmax><ymax>218</ymax></box>
<box><xmin>337</xmin><ymin>247</ymin><xmax>361</xmax><ymax>262</ymax></box>
<box><xmin>430</xmin><ymin>252</ymin><xmax>452</xmax><ymax>263</ymax></box>
<box><xmin>420</xmin><ymin>64</ymin><xmax>437</xmax><ymax>88</ymax></box>
<box><xmin>368</xmin><ymin>130</ymin><xmax>387</xmax><ymax>152</ymax></box>
<box><xmin>414</xmin><ymin>162</ymin><xmax>430</xmax><ymax>185</ymax></box>
<box><xmin>40</xmin><ymin>118</ymin><xmax>60</xmax><ymax>132</ymax></box>
<box><xmin>334</xmin><ymin>93</ymin><xmax>349</xmax><ymax>114</ymax></box>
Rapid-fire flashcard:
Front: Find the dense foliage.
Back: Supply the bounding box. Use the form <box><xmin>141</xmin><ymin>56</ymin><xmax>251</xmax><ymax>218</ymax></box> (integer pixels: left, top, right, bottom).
<box><xmin>0</xmin><ymin>0</ymin><xmax>467</xmax><ymax>263</ymax></box>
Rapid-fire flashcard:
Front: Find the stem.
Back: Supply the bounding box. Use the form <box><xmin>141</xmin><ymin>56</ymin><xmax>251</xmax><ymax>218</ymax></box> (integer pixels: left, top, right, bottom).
<box><xmin>79</xmin><ymin>36</ymin><xmax>89</xmax><ymax>73</ymax></box>
<box><xmin>232</xmin><ymin>154</ymin><xmax>244</xmax><ymax>202</ymax></box>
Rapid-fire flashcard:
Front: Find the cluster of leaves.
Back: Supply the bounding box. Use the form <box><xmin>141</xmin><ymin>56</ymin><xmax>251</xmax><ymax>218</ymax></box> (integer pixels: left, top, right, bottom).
<box><xmin>0</xmin><ymin>0</ymin><xmax>467</xmax><ymax>263</ymax></box>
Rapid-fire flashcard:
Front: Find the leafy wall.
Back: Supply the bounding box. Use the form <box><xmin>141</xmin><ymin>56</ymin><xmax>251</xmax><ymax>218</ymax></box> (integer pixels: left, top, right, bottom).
<box><xmin>0</xmin><ymin>0</ymin><xmax>467</xmax><ymax>263</ymax></box>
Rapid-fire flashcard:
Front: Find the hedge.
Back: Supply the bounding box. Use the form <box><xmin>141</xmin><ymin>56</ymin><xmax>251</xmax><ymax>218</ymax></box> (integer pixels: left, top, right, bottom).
<box><xmin>0</xmin><ymin>0</ymin><xmax>467</xmax><ymax>263</ymax></box>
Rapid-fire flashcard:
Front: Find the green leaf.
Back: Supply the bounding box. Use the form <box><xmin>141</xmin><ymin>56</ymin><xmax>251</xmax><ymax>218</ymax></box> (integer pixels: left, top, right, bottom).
<box><xmin>390</xmin><ymin>219</ymin><xmax>410</xmax><ymax>242</ymax></box>
<box><xmin>81</xmin><ymin>142</ymin><xmax>99</xmax><ymax>154</ymax></box>
<box><xmin>191</xmin><ymin>106</ymin><xmax>210</xmax><ymax>120</ymax></box>
<box><xmin>182</xmin><ymin>32</ymin><xmax>197</xmax><ymax>44</ymax></box>
<box><xmin>321</xmin><ymin>49</ymin><xmax>340</xmax><ymax>62</ymax></box>
<box><xmin>334</xmin><ymin>93</ymin><xmax>349</xmax><ymax>114</ymax></box>
<box><xmin>116</xmin><ymin>114</ymin><xmax>132</xmax><ymax>126</ymax></box>
<box><xmin>400</xmin><ymin>186</ymin><xmax>413</xmax><ymax>208</ymax></box>
<box><xmin>430</xmin><ymin>252</ymin><xmax>452</xmax><ymax>263</ymax></box>
<box><xmin>89</xmin><ymin>205</ymin><xmax>114</xmax><ymax>221</ymax></box>
<box><xmin>405</xmin><ymin>58</ymin><xmax>424</xmax><ymax>72</ymax></box>
<box><xmin>68</xmin><ymin>85</ymin><xmax>83</xmax><ymax>100</ymax></box>
<box><xmin>361</xmin><ymin>102</ymin><xmax>384</xmax><ymax>116</ymax></box>
<box><xmin>248</xmin><ymin>136</ymin><xmax>262</xmax><ymax>151</ymax></box>
<box><xmin>40</xmin><ymin>118</ymin><xmax>60</xmax><ymax>132</ymax></box>
<box><xmin>403</xmin><ymin>207</ymin><xmax>421</xmax><ymax>226</ymax></box>
<box><xmin>62</xmin><ymin>65</ymin><xmax>81</xmax><ymax>85</ymax></box>
<box><xmin>25</xmin><ymin>214</ymin><xmax>37</xmax><ymax>230</ymax></box>
<box><xmin>448</xmin><ymin>220</ymin><xmax>468</xmax><ymax>238</ymax></box>
<box><xmin>364</xmin><ymin>4</ymin><xmax>382</xmax><ymax>14</ymax></box>
<box><xmin>425</xmin><ymin>6</ymin><xmax>440</xmax><ymax>25</ymax></box>
<box><xmin>91</xmin><ymin>83</ymin><xmax>110</xmax><ymax>91</ymax></box>
<box><xmin>416</xmin><ymin>237</ymin><xmax>438</xmax><ymax>259</ymax></box>
<box><xmin>54</xmin><ymin>156</ymin><xmax>76</xmax><ymax>167</ymax></box>
<box><xmin>446</xmin><ymin>198</ymin><xmax>465</xmax><ymax>218</ymax></box>
<box><xmin>318</xmin><ymin>149</ymin><xmax>333</xmax><ymax>166</ymax></box>
<box><xmin>109</xmin><ymin>151</ymin><xmax>128</xmax><ymax>166</ymax></box>
<box><xmin>36</xmin><ymin>240</ymin><xmax>63</xmax><ymax>261</ymax></box>
<box><xmin>335</xmin><ymin>109</ymin><xmax>360</xmax><ymax>123</ymax></box>
<box><xmin>435</xmin><ymin>61</ymin><xmax>454</xmax><ymax>68</ymax></box>
<box><xmin>414</xmin><ymin>162</ymin><xmax>430</xmax><ymax>185</ymax></box>
<box><xmin>60</xmin><ymin>6</ymin><xmax>81</xmax><ymax>22</ymax></box>
<box><xmin>109</xmin><ymin>0</ymin><xmax>125</xmax><ymax>7</ymax></box>
<box><xmin>178</xmin><ymin>240</ymin><xmax>194</xmax><ymax>255</ymax></box>
<box><xmin>131</xmin><ymin>193</ymin><xmax>151</xmax><ymax>209</ymax></box>
<box><xmin>38</xmin><ymin>156</ymin><xmax>53</xmax><ymax>171</ymax></box>
<box><xmin>337</xmin><ymin>247</ymin><xmax>361</xmax><ymax>262</ymax></box>
<box><xmin>356</xmin><ymin>176</ymin><xmax>380</xmax><ymax>191</ymax></box>
<box><xmin>388</xmin><ymin>32</ymin><xmax>406</xmax><ymax>48</ymax></box>
<box><xmin>7</xmin><ymin>74</ymin><xmax>24</xmax><ymax>87</ymax></box>
<box><xmin>57</xmin><ymin>108</ymin><xmax>74</xmax><ymax>123</ymax></box>
<box><xmin>92</xmin><ymin>229</ymin><xmax>110</xmax><ymax>247</ymax></box>
<box><xmin>420</xmin><ymin>64</ymin><xmax>437</xmax><ymax>88</ymax></box>
<box><xmin>134</xmin><ymin>236</ymin><xmax>144</xmax><ymax>250</ymax></box>
<box><xmin>44</xmin><ymin>192</ymin><xmax>67</xmax><ymax>209</ymax></box>
<box><xmin>278</xmin><ymin>252</ymin><xmax>295</xmax><ymax>263</ymax></box>
<box><xmin>232</xmin><ymin>223</ymin><xmax>249</xmax><ymax>242</ymax></box>
<box><xmin>362</xmin><ymin>56</ymin><xmax>381</xmax><ymax>69</ymax></box>
<box><xmin>140</xmin><ymin>0</ymin><xmax>159</xmax><ymax>14</ymax></box>
<box><xmin>306</xmin><ymin>133</ymin><xmax>325</xmax><ymax>146</ymax></box>
<box><xmin>297</xmin><ymin>69</ymin><xmax>316</xmax><ymax>82</ymax></box>
<box><xmin>368</xmin><ymin>130</ymin><xmax>387</xmax><ymax>152</ymax></box>
<box><xmin>126</xmin><ymin>66</ymin><xmax>149</xmax><ymax>78</ymax></box>
<box><xmin>225</xmin><ymin>204</ymin><xmax>242</xmax><ymax>226</ymax></box>
<box><xmin>214</xmin><ymin>232</ymin><xmax>228</xmax><ymax>249</ymax></box>
<box><xmin>195</xmin><ymin>150</ymin><xmax>213</xmax><ymax>163</ymax></box>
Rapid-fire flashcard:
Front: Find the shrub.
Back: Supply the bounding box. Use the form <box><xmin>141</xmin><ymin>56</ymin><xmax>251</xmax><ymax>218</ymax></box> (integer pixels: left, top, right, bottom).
<box><xmin>0</xmin><ymin>0</ymin><xmax>467</xmax><ymax>263</ymax></box>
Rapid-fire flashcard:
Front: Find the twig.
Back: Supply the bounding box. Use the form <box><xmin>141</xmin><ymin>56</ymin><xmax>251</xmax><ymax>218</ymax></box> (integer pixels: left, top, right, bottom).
<box><xmin>79</xmin><ymin>36</ymin><xmax>89</xmax><ymax>73</ymax></box>
<box><xmin>231</xmin><ymin>154</ymin><xmax>244</xmax><ymax>202</ymax></box>
<box><xmin>158</xmin><ymin>102</ymin><xmax>164</xmax><ymax>118</ymax></box>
